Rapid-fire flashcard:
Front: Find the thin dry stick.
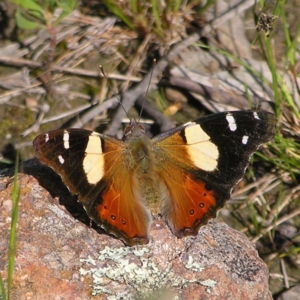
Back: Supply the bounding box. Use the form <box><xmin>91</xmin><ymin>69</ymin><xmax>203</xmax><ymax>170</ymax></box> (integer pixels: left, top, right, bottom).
<box><xmin>22</xmin><ymin>103</ymin><xmax>94</xmax><ymax>136</ymax></box>
<box><xmin>121</xmin><ymin>33</ymin><xmax>152</xmax><ymax>91</ymax></box>
<box><xmin>280</xmin><ymin>258</ymin><xmax>290</xmax><ymax>289</ymax></box>
<box><xmin>268</xmin><ymin>184</ymin><xmax>300</xmax><ymax>219</ymax></box>
<box><xmin>0</xmin><ymin>57</ymin><xmax>141</xmax><ymax>82</ymax></box>
<box><xmin>252</xmin><ymin>206</ymin><xmax>300</xmax><ymax>243</ymax></box>
<box><xmin>62</xmin><ymin>96</ymin><xmax>120</xmax><ymax>128</ymax></box>
<box><xmin>232</xmin><ymin>173</ymin><xmax>278</xmax><ymax>197</ymax></box>
<box><xmin>246</xmin><ymin>178</ymin><xmax>280</xmax><ymax>204</ymax></box>
<box><xmin>241</xmin><ymin>185</ymin><xmax>300</xmax><ymax>236</ymax></box>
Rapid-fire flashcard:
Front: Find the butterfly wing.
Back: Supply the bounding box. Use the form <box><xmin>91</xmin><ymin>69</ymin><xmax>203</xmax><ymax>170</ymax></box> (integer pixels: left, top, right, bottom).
<box><xmin>152</xmin><ymin>111</ymin><xmax>276</xmax><ymax>237</ymax></box>
<box><xmin>33</xmin><ymin>129</ymin><xmax>151</xmax><ymax>246</ymax></box>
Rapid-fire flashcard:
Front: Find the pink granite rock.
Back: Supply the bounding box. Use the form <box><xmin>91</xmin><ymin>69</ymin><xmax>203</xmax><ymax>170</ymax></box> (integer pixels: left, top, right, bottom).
<box><xmin>0</xmin><ymin>172</ymin><xmax>272</xmax><ymax>300</ymax></box>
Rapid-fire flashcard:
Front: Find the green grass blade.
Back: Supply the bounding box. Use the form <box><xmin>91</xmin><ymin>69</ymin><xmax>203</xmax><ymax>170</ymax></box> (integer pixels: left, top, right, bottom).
<box><xmin>130</xmin><ymin>0</ymin><xmax>138</xmax><ymax>14</ymax></box>
<box><xmin>105</xmin><ymin>0</ymin><xmax>135</xmax><ymax>30</ymax></box>
<box><xmin>151</xmin><ymin>0</ymin><xmax>164</xmax><ymax>37</ymax></box>
<box><xmin>16</xmin><ymin>9</ymin><xmax>43</xmax><ymax>29</ymax></box>
<box><xmin>7</xmin><ymin>156</ymin><xmax>20</xmax><ymax>299</ymax></box>
<box><xmin>0</xmin><ymin>271</ymin><xmax>7</xmax><ymax>300</ymax></box>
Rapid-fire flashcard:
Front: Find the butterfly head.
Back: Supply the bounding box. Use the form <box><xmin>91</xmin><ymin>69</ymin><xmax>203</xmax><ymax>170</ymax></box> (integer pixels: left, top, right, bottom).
<box><xmin>123</xmin><ymin>119</ymin><xmax>146</xmax><ymax>140</ymax></box>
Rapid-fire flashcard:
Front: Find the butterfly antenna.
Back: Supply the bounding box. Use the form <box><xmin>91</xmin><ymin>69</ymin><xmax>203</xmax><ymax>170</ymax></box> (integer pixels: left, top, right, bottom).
<box><xmin>138</xmin><ymin>59</ymin><xmax>156</xmax><ymax>123</ymax></box>
<box><xmin>99</xmin><ymin>65</ymin><xmax>130</xmax><ymax>120</ymax></box>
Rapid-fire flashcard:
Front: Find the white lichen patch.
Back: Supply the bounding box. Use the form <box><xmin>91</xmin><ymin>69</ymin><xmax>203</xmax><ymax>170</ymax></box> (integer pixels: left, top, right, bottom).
<box><xmin>185</xmin><ymin>255</ymin><xmax>204</xmax><ymax>272</ymax></box>
<box><xmin>79</xmin><ymin>246</ymin><xmax>202</xmax><ymax>299</ymax></box>
<box><xmin>199</xmin><ymin>279</ymin><xmax>217</xmax><ymax>288</ymax></box>
<box><xmin>199</xmin><ymin>279</ymin><xmax>217</xmax><ymax>294</ymax></box>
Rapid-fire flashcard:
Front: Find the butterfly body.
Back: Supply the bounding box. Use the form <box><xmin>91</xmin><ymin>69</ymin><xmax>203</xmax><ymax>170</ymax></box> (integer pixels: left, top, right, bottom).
<box><xmin>33</xmin><ymin>110</ymin><xmax>276</xmax><ymax>246</ymax></box>
<box><xmin>123</xmin><ymin>121</ymin><xmax>160</xmax><ymax>214</ymax></box>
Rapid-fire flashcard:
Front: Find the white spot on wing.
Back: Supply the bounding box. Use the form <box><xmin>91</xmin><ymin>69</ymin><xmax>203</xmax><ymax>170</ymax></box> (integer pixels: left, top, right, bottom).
<box><xmin>83</xmin><ymin>133</ymin><xmax>104</xmax><ymax>184</ymax></box>
<box><xmin>242</xmin><ymin>135</ymin><xmax>249</xmax><ymax>145</ymax></box>
<box><xmin>226</xmin><ymin>113</ymin><xmax>237</xmax><ymax>131</ymax></box>
<box><xmin>45</xmin><ymin>133</ymin><xmax>49</xmax><ymax>142</ymax></box>
<box><xmin>58</xmin><ymin>155</ymin><xmax>64</xmax><ymax>164</ymax></box>
<box><xmin>253</xmin><ymin>112</ymin><xmax>260</xmax><ymax>120</ymax></box>
<box><xmin>63</xmin><ymin>130</ymin><xmax>70</xmax><ymax>149</ymax></box>
<box><xmin>184</xmin><ymin>125</ymin><xmax>219</xmax><ymax>171</ymax></box>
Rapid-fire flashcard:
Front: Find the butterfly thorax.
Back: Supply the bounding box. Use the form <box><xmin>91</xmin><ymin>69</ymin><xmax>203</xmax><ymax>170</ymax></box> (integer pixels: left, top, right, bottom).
<box><xmin>123</xmin><ymin>120</ymin><xmax>160</xmax><ymax>214</ymax></box>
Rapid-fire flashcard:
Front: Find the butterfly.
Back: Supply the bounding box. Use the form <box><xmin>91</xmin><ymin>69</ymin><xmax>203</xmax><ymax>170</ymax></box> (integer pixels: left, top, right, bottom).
<box><xmin>33</xmin><ymin>110</ymin><xmax>276</xmax><ymax>246</ymax></box>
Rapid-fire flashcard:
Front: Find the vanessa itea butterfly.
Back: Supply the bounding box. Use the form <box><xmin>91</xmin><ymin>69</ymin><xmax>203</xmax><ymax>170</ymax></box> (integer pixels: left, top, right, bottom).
<box><xmin>33</xmin><ymin>110</ymin><xmax>276</xmax><ymax>246</ymax></box>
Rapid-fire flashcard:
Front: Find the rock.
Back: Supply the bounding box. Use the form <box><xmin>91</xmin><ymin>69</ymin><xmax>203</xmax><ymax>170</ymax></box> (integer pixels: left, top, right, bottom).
<box><xmin>0</xmin><ymin>165</ymin><xmax>272</xmax><ymax>299</ymax></box>
<box><xmin>277</xmin><ymin>284</ymin><xmax>300</xmax><ymax>300</ymax></box>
